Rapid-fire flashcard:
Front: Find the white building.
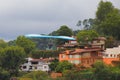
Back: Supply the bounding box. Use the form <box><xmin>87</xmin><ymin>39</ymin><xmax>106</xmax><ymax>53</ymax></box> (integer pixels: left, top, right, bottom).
<box><xmin>102</xmin><ymin>46</ymin><xmax>120</xmax><ymax>64</ymax></box>
<box><xmin>103</xmin><ymin>46</ymin><xmax>120</xmax><ymax>58</ymax></box>
<box><xmin>20</xmin><ymin>57</ymin><xmax>52</xmax><ymax>72</ymax></box>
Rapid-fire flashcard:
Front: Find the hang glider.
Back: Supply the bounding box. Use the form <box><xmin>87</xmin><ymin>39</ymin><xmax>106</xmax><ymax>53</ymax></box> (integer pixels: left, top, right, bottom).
<box><xmin>25</xmin><ymin>34</ymin><xmax>75</xmax><ymax>40</ymax></box>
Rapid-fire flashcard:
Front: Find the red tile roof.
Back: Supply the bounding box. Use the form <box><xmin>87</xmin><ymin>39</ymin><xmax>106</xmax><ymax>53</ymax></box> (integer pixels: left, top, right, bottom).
<box><xmin>29</xmin><ymin>58</ymin><xmax>54</xmax><ymax>62</ymax></box>
<box><xmin>68</xmin><ymin>48</ymin><xmax>101</xmax><ymax>54</ymax></box>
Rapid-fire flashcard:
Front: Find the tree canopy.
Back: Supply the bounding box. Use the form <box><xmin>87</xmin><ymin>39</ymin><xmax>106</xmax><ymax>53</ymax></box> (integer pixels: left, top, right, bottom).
<box><xmin>77</xmin><ymin>18</ymin><xmax>95</xmax><ymax>30</ymax></box>
<box><xmin>21</xmin><ymin>71</ymin><xmax>52</xmax><ymax>80</ymax></box>
<box><xmin>0</xmin><ymin>46</ymin><xmax>26</xmax><ymax>77</ymax></box>
<box><xmin>49</xmin><ymin>59</ymin><xmax>59</xmax><ymax>71</ymax></box>
<box><xmin>0</xmin><ymin>39</ymin><xmax>8</xmax><ymax>48</ymax></box>
<box><xmin>0</xmin><ymin>67</ymin><xmax>10</xmax><ymax>80</ymax></box>
<box><xmin>94</xmin><ymin>0</ymin><xmax>120</xmax><ymax>40</ymax></box>
<box><xmin>76</xmin><ymin>30</ymin><xmax>99</xmax><ymax>44</ymax></box>
<box><xmin>55</xmin><ymin>61</ymin><xmax>73</xmax><ymax>73</ymax></box>
<box><xmin>57</xmin><ymin>25</ymin><xmax>73</xmax><ymax>36</ymax></box>
<box><xmin>96</xmin><ymin>0</ymin><xmax>114</xmax><ymax>22</ymax></box>
<box><xmin>16</xmin><ymin>36</ymin><xmax>36</xmax><ymax>54</ymax></box>
<box><xmin>50</xmin><ymin>25</ymin><xmax>73</xmax><ymax>45</ymax></box>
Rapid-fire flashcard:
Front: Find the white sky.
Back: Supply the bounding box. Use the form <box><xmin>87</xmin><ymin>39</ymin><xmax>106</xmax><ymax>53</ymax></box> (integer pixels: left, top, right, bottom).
<box><xmin>0</xmin><ymin>0</ymin><xmax>120</xmax><ymax>40</ymax></box>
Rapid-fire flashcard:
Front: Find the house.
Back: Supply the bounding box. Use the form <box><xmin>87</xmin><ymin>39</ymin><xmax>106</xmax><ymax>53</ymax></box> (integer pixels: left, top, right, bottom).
<box><xmin>102</xmin><ymin>46</ymin><xmax>120</xmax><ymax>65</ymax></box>
<box><xmin>59</xmin><ymin>48</ymin><xmax>103</xmax><ymax>67</ymax></box>
<box><xmin>20</xmin><ymin>57</ymin><xmax>54</xmax><ymax>72</ymax></box>
<box><xmin>91</xmin><ymin>37</ymin><xmax>106</xmax><ymax>50</ymax></box>
<box><xmin>57</xmin><ymin>40</ymin><xmax>78</xmax><ymax>49</ymax></box>
<box><xmin>57</xmin><ymin>37</ymin><xmax>106</xmax><ymax>50</ymax></box>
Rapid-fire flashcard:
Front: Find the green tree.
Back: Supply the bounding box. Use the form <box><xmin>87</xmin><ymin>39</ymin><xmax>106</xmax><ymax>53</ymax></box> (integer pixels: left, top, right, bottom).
<box><xmin>82</xmin><ymin>18</ymin><xmax>95</xmax><ymax>30</ymax></box>
<box><xmin>55</xmin><ymin>61</ymin><xmax>73</xmax><ymax>73</ymax></box>
<box><xmin>77</xmin><ymin>18</ymin><xmax>95</xmax><ymax>30</ymax></box>
<box><xmin>0</xmin><ymin>46</ymin><xmax>26</xmax><ymax>77</ymax></box>
<box><xmin>32</xmin><ymin>38</ymin><xmax>50</xmax><ymax>50</ymax></box>
<box><xmin>0</xmin><ymin>39</ymin><xmax>8</xmax><ymax>48</ymax></box>
<box><xmin>105</xmin><ymin>36</ymin><xmax>117</xmax><ymax>48</ymax></box>
<box><xmin>8</xmin><ymin>40</ymin><xmax>16</xmax><ymax>46</ymax></box>
<box><xmin>73</xmin><ymin>30</ymin><xmax>80</xmax><ymax>36</ymax></box>
<box><xmin>50</xmin><ymin>25</ymin><xmax>73</xmax><ymax>45</ymax></box>
<box><xmin>76</xmin><ymin>20</ymin><xmax>82</xmax><ymax>29</ymax></box>
<box><xmin>30</xmin><ymin>50</ymin><xmax>62</xmax><ymax>58</ymax></box>
<box><xmin>98</xmin><ymin>9</ymin><xmax>120</xmax><ymax>39</ymax></box>
<box><xmin>56</xmin><ymin>61</ymin><xmax>120</xmax><ymax>80</ymax></box>
<box><xmin>49</xmin><ymin>31</ymin><xmax>59</xmax><ymax>36</ymax></box>
<box><xmin>21</xmin><ymin>71</ymin><xmax>52</xmax><ymax>80</ymax></box>
<box><xmin>94</xmin><ymin>0</ymin><xmax>120</xmax><ymax>40</ymax></box>
<box><xmin>57</xmin><ymin>25</ymin><xmax>73</xmax><ymax>36</ymax></box>
<box><xmin>16</xmin><ymin>36</ymin><xmax>36</xmax><ymax>54</ymax></box>
<box><xmin>92</xmin><ymin>61</ymin><xmax>113</xmax><ymax>80</ymax></box>
<box><xmin>49</xmin><ymin>59</ymin><xmax>59</xmax><ymax>71</ymax></box>
<box><xmin>109</xmin><ymin>66</ymin><xmax>120</xmax><ymax>80</ymax></box>
<box><xmin>76</xmin><ymin>30</ymin><xmax>99</xmax><ymax>44</ymax></box>
<box><xmin>61</xmin><ymin>70</ymin><xmax>93</xmax><ymax>80</ymax></box>
<box><xmin>56</xmin><ymin>25</ymin><xmax>73</xmax><ymax>45</ymax></box>
<box><xmin>96</xmin><ymin>0</ymin><xmax>114</xmax><ymax>22</ymax></box>
<box><xmin>0</xmin><ymin>67</ymin><xmax>10</xmax><ymax>80</ymax></box>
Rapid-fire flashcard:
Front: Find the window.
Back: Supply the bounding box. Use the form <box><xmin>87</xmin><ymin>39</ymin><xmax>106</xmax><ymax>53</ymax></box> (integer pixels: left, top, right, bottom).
<box><xmin>73</xmin><ymin>60</ymin><xmax>80</xmax><ymax>64</ymax></box>
<box><xmin>35</xmin><ymin>66</ymin><xmax>37</xmax><ymax>69</ymax></box>
<box><xmin>68</xmin><ymin>60</ymin><xmax>73</xmax><ymax>63</ymax></box>
<box><xmin>110</xmin><ymin>54</ymin><xmax>113</xmax><ymax>57</ymax></box>
<box><xmin>106</xmin><ymin>54</ymin><xmax>108</xmax><ymax>57</ymax></box>
<box><xmin>97</xmin><ymin>40</ymin><xmax>100</xmax><ymax>43</ymax></box>
<box><xmin>29</xmin><ymin>66</ymin><xmax>32</xmax><ymax>70</ymax></box>
<box><xmin>69</xmin><ymin>55</ymin><xmax>73</xmax><ymax>58</ymax></box>
<box><xmin>31</xmin><ymin>61</ymin><xmax>38</xmax><ymax>65</ymax></box>
<box><xmin>114</xmin><ymin>55</ymin><xmax>116</xmax><ymax>57</ymax></box>
<box><xmin>82</xmin><ymin>53</ymin><xmax>90</xmax><ymax>57</ymax></box>
<box><xmin>44</xmin><ymin>66</ymin><xmax>47</xmax><ymax>69</ymax></box>
<box><xmin>74</xmin><ymin>55</ymin><xmax>80</xmax><ymax>58</ymax></box>
<box><xmin>23</xmin><ymin>66</ymin><xmax>26</xmax><ymax>69</ymax></box>
<box><xmin>61</xmin><ymin>54</ymin><xmax>66</xmax><ymax>58</ymax></box>
<box><xmin>39</xmin><ymin>65</ymin><xmax>43</xmax><ymax>67</ymax></box>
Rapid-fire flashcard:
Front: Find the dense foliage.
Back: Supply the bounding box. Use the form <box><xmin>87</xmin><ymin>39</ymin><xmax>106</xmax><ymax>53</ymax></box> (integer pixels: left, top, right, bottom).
<box><xmin>55</xmin><ymin>61</ymin><xmax>74</xmax><ymax>73</ymax></box>
<box><xmin>0</xmin><ymin>46</ymin><xmax>26</xmax><ymax>77</ymax></box>
<box><xmin>31</xmin><ymin>38</ymin><xmax>55</xmax><ymax>50</ymax></box>
<box><xmin>55</xmin><ymin>61</ymin><xmax>120</xmax><ymax>80</ymax></box>
<box><xmin>50</xmin><ymin>25</ymin><xmax>73</xmax><ymax>45</ymax></box>
<box><xmin>49</xmin><ymin>59</ymin><xmax>59</xmax><ymax>71</ymax></box>
<box><xmin>76</xmin><ymin>30</ymin><xmax>99</xmax><ymax>44</ymax></box>
<box><xmin>94</xmin><ymin>1</ymin><xmax>120</xmax><ymax>40</ymax></box>
<box><xmin>16</xmin><ymin>61</ymin><xmax>120</xmax><ymax>80</ymax></box>
<box><xmin>57</xmin><ymin>25</ymin><xmax>73</xmax><ymax>37</ymax></box>
<box><xmin>0</xmin><ymin>67</ymin><xmax>10</xmax><ymax>80</ymax></box>
<box><xmin>96</xmin><ymin>1</ymin><xmax>114</xmax><ymax>22</ymax></box>
<box><xmin>19</xmin><ymin>71</ymin><xmax>52</xmax><ymax>80</ymax></box>
<box><xmin>16</xmin><ymin>36</ymin><xmax>36</xmax><ymax>54</ymax></box>
<box><xmin>30</xmin><ymin>49</ymin><xmax>63</xmax><ymax>58</ymax></box>
<box><xmin>0</xmin><ymin>39</ymin><xmax>8</xmax><ymax>48</ymax></box>
<box><xmin>0</xmin><ymin>0</ymin><xmax>120</xmax><ymax>79</ymax></box>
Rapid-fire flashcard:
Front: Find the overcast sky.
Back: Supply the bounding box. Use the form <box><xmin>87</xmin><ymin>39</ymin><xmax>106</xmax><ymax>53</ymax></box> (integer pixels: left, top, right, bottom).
<box><xmin>0</xmin><ymin>0</ymin><xmax>120</xmax><ymax>41</ymax></box>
